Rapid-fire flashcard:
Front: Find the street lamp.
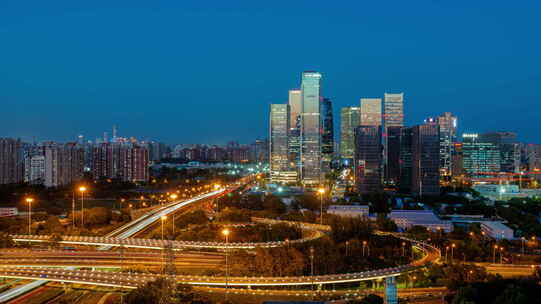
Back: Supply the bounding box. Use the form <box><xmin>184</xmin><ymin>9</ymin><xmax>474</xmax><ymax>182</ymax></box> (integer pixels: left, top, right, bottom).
<box><xmin>79</xmin><ymin>186</ymin><xmax>87</xmax><ymax>227</ymax></box>
<box><xmin>493</xmin><ymin>245</ymin><xmax>498</xmax><ymax>263</ymax></box>
<box><xmin>318</xmin><ymin>188</ymin><xmax>325</xmax><ymax>225</ymax></box>
<box><xmin>170</xmin><ymin>194</ymin><xmax>178</xmax><ymax>201</ymax></box>
<box><xmin>310</xmin><ymin>246</ymin><xmax>315</xmax><ymax>290</ymax></box>
<box><xmin>499</xmin><ymin>247</ymin><xmax>504</xmax><ymax>264</ymax></box>
<box><xmin>25</xmin><ymin>197</ymin><xmax>34</xmax><ymax>235</ymax></box>
<box><xmin>161</xmin><ymin>215</ymin><xmax>167</xmax><ymax>241</ymax></box>
<box><xmin>222</xmin><ymin>228</ymin><xmax>231</xmax><ymax>299</ymax></box>
<box><xmin>451</xmin><ymin>243</ymin><xmax>456</xmax><ymax>261</ymax></box>
<box><xmin>521</xmin><ymin>237</ymin><xmax>526</xmax><ymax>255</ymax></box>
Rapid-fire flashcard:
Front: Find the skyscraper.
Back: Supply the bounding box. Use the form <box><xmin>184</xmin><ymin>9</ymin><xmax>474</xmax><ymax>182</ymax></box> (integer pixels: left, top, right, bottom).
<box><xmin>462</xmin><ymin>134</ymin><xmax>501</xmax><ymax>178</ymax></box>
<box><xmin>411</xmin><ymin>121</ymin><xmax>440</xmax><ymax>196</ymax></box>
<box><xmin>354</xmin><ymin>126</ymin><xmax>382</xmax><ymax>194</ymax></box>
<box><xmin>0</xmin><ymin>138</ymin><xmax>24</xmax><ymax>185</ymax></box>
<box><xmin>300</xmin><ymin>71</ymin><xmax>322</xmax><ymax>185</ymax></box>
<box><xmin>480</xmin><ymin>131</ymin><xmax>520</xmax><ymax>173</ymax></box>
<box><xmin>360</xmin><ymin>98</ymin><xmax>382</xmax><ymax>126</ymax></box>
<box><xmin>288</xmin><ymin>89</ymin><xmax>302</xmax><ymax>169</ymax></box>
<box><xmin>437</xmin><ymin>112</ymin><xmax>458</xmax><ymax>177</ymax></box>
<box><xmin>399</xmin><ymin>127</ymin><xmax>413</xmax><ymax>193</ymax></box>
<box><xmin>270</xmin><ymin>104</ymin><xmax>292</xmax><ymax>183</ymax></box>
<box><xmin>386</xmin><ymin>126</ymin><xmax>403</xmax><ymax>185</ymax></box>
<box><xmin>383</xmin><ymin>93</ymin><xmax>404</xmax><ymax>181</ymax></box>
<box><xmin>340</xmin><ymin>107</ymin><xmax>360</xmax><ymax>161</ymax></box>
<box><xmin>288</xmin><ymin>89</ymin><xmax>302</xmax><ymax>130</ymax></box>
<box><xmin>321</xmin><ymin>98</ymin><xmax>334</xmax><ymax>173</ymax></box>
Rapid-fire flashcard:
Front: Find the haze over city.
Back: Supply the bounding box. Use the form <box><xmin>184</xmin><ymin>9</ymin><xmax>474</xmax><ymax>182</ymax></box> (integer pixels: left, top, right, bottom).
<box><xmin>2</xmin><ymin>1</ymin><xmax>541</xmax><ymax>143</ymax></box>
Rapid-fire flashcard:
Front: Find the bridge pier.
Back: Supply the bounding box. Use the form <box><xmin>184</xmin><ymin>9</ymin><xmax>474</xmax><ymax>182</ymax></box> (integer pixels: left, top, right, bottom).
<box><xmin>384</xmin><ymin>277</ymin><xmax>397</xmax><ymax>304</ymax></box>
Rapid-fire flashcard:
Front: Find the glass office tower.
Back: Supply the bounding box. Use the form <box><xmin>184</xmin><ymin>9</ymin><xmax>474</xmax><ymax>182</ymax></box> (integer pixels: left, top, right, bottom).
<box><xmin>300</xmin><ymin>71</ymin><xmax>322</xmax><ymax>185</ymax></box>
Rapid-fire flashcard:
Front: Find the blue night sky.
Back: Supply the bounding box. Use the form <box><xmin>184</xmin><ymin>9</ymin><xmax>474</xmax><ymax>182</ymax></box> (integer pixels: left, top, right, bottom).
<box><xmin>1</xmin><ymin>1</ymin><xmax>541</xmax><ymax>144</ymax></box>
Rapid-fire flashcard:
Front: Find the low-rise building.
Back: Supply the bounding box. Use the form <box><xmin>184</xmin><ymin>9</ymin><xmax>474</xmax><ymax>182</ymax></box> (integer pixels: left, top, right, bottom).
<box><xmin>387</xmin><ymin>210</ymin><xmax>452</xmax><ymax>232</ymax></box>
<box><xmin>480</xmin><ymin>221</ymin><xmax>514</xmax><ymax>240</ymax></box>
<box><xmin>327</xmin><ymin>205</ymin><xmax>370</xmax><ymax>218</ymax></box>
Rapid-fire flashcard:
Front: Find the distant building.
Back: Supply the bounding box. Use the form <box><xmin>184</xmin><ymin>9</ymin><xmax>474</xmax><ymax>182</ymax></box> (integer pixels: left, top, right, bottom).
<box><xmin>411</xmin><ymin>121</ymin><xmax>440</xmax><ymax>196</ymax></box>
<box><xmin>288</xmin><ymin>89</ymin><xmax>302</xmax><ymax>169</ymax></box>
<box><xmin>44</xmin><ymin>143</ymin><xmax>84</xmax><ymax>187</ymax></box>
<box><xmin>480</xmin><ymin>221</ymin><xmax>514</xmax><ymax>240</ymax></box>
<box><xmin>383</xmin><ymin>93</ymin><xmax>405</xmax><ymax>181</ymax></box>
<box><xmin>0</xmin><ymin>138</ymin><xmax>24</xmax><ymax>185</ymax></box>
<box><xmin>462</xmin><ymin>133</ymin><xmax>501</xmax><ymax>178</ymax></box>
<box><xmin>25</xmin><ymin>155</ymin><xmax>45</xmax><ymax>184</ymax></box>
<box><xmin>91</xmin><ymin>143</ymin><xmax>149</xmax><ymax>183</ymax></box>
<box><xmin>0</xmin><ymin>208</ymin><xmax>18</xmax><ymax>218</ymax></box>
<box><xmin>321</xmin><ymin>98</ymin><xmax>334</xmax><ymax>173</ymax></box>
<box><xmin>270</xmin><ymin>104</ymin><xmax>293</xmax><ymax>183</ymax></box>
<box><xmin>480</xmin><ymin>131</ymin><xmax>520</xmax><ymax>173</ymax></box>
<box><xmin>437</xmin><ymin>112</ymin><xmax>458</xmax><ymax>177</ymax></box>
<box><xmin>387</xmin><ymin>210</ymin><xmax>452</xmax><ymax>232</ymax></box>
<box><xmin>399</xmin><ymin>127</ymin><xmax>413</xmax><ymax>193</ymax></box>
<box><xmin>354</xmin><ymin>126</ymin><xmax>382</xmax><ymax>194</ymax></box>
<box><xmin>360</xmin><ymin>98</ymin><xmax>382</xmax><ymax>127</ymax></box>
<box><xmin>300</xmin><ymin>71</ymin><xmax>323</xmax><ymax>185</ymax></box>
<box><xmin>327</xmin><ymin>205</ymin><xmax>370</xmax><ymax>218</ymax></box>
<box><xmin>340</xmin><ymin>107</ymin><xmax>360</xmax><ymax>161</ymax></box>
<box><xmin>386</xmin><ymin>126</ymin><xmax>403</xmax><ymax>184</ymax></box>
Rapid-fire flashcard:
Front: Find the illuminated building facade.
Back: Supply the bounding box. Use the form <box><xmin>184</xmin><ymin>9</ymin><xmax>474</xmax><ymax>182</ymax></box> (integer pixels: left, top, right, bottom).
<box><xmin>300</xmin><ymin>71</ymin><xmax>322</xmax><ymax>185</ymax></box>
<box><xmin>360</xmin><ymin>98</ymin><xmax>382</xmax><ymax>126</ymax></box>
<box><xmin>462</xmin><ymin>133</ymin><xmax>501</xmax><ymax>178</ymax></box>
<box><xmin>270</xmin><ymin>104</ymin><xmax>291</xmax><ymax>183</ymax></box>
<box><xmin>340</xmin><ymin>107</ymin><xmax>360</xmax><ymax>161</ymax></box>
<box><xmin>437</xmin><ymin>112</ymin><xmax>458</xmax><ymax>177</ymax></box>
<box><xmin>354</xmin><ymin>126</ymin><xmax>382</xmax><ymax>194</ymax></box>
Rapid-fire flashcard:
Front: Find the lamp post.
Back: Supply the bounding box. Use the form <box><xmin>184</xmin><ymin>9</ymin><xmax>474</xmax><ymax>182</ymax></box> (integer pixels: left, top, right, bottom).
<box><xmin>500</xmin><ymin>247</ymin><xmax>504</xmax><ymax>264</ymax></box>
<box><xmin>402</xmin><ymin>242</ymin><xmax>406</xmax><ymax>256</ymax></box>
<box><xmin>79</xmin><ymin>186</ymin><xmax>87</xmax><ymax>227</ymax></box>
<box><xmin>521</xmin><ymin>237</ymin><xmax>526</xmax><ymax>255</ymax></box>
<box><xmin>362</xmin><ymin>241</ymin><xmax>367</xmax><ymax>257</ymax></box>
<box><xmin>25</xmin><ymin>197</ymin><xmax>34</xmax><ymax>235</ymax></box>
<box><xmin>161</xmin><ymin>215</ymin><xmax>167</xmax><ymax>241</ymax></box>
<box><xmin>310</xmin><ymin>246</ymin><xmax>315</xmax><ymax>291</ymax></box>
<box><xmin>318</xmin><ymin>188</ymin><xmax>325</xmax><ymax>225</ymax></box>
<box><xmin>345</xmin><ymin>241</ymin><xmax>350</xmax><ymax>256</ymax></box>
<box><xmin>222</xmin><ymin>228</ymin><xmax>230</xmax><ymax>300</ymax></box>
<box><xmin>451</xmin><ymin>243</ymin><xmax>456</xmax><ymax>261</ymax></box>
<box><xmin>493</xmin><ymin>245</ymin><xmax>498</xmax><ymax>264</ymax></box>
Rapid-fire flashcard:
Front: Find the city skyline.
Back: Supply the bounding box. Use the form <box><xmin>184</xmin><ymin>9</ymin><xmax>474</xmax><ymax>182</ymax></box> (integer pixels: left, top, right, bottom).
<box><xmin>2</xmin><ymin>2</ymin><xmax>541</xmax><ymax>144</ymax></box>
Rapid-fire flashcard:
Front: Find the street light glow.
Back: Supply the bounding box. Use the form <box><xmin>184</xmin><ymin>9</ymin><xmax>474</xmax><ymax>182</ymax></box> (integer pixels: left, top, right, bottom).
<box><xmin>222</xmin><ymin>228</ymin><xmax>230</xmax><ymax>236</ymax></box>
<box><xmin>79</xmin><ymin>186</ymin><xmax>87</xmax><ymax>192</ymax></box>
<box><xmin>318</xmin><ymin>188</ymin><xmax>325</xmax><ymax>194</ymax></box>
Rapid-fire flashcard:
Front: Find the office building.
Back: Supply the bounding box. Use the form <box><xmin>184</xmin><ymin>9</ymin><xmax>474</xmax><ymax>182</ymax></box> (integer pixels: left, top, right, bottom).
<box><xmin>399</xmin><ymin>128</ymin><xmax>413</xmax><ymax>193</ymax></box>
<box><xmin>354</xmin><ymin>126</ymin><xmax>382</xmax><ymax>194</ymax></box>
<box><xmin>480</xmin><ymin>131</ymin><xmax>520</xmax><ymax>173</ymax></box>
<box><xmin>462</xmin><ymin>134</ymin><xmax>501</xmax><ymax>178</ymax></box>
<box><xmin>386</xmin><ymin>126</ymin><xmax>403</xmax><ymax>184</ymax></box>
<box><xmin>44</xmin><ymin>143</ymin><xmax>84</xmax><ymax>187</ymax></box>
<box><xmin>300</xmin><ymin>71</ymin><xmax>323</xmax><ymax>185</ymax></box>
<box><xmin>288</xmin><ymin>89</ymin><xmax>302</xmax><ymax>169</ymax></box>
<box><xmin>340</xmin><ymin>107</ymin><xmax>360</xmax><ymax>161</ymax></box>
<box><xmin>437</xmin><ymin>112</ymin><xmax>458</xmax><ymax>177</ymax></box>
<box><xmin>411</xmin><ymin>121</ymin><xmax>440</xmax><ymax>196</ymax></box>
<box><xmin>321</xmin><ymin>98</ymin><xmax>334</xmax><ymax>172</ymax></box>
<box><xmin>383</xmin><ymin>93</ymin><xmax>404</xmax><ymax>177</ymax></box>
<box><xmin>0</xmin><ymin>138</ymin><xmax>24</xmax><ymax>185</ymax></box>
<box><xmin>360</xmin><ymin>98</ymin><xmax>382</xmax><ymax>126</ymax></box>
<box><xmin>288</xmin><ymin>89</ymin><xmax>302</xmax><ymax>130</ymax></box>
<box><xmin>270</xmin><ymin>104</ymin><xmax>292</xmax><ymax>183</ymax></box>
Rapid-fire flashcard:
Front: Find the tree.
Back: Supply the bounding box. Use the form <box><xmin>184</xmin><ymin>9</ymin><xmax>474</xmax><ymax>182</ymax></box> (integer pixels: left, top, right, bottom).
<box><xmin>375</xmin><ymin>214</ymin><xmax>397</xmax><ymax>232</ymax></box>
<box><xmin>0</xmin><ymin>233</ymin><xmax>14</xmax><ymax>248</ymax></box>
<box><xmin>49</xmin><ymin>233</ymin><xmax>62</xmax><ymax>249</ymax></box>
<box><xmin>347</xmin><ymin>294</ymin><xmax>383</xmax><ymax>304</ymax></box>
<box><xmin>126</xmin><ymin>278</ymin><xmax>211</xmax><ymax>304</ymax></box>
<box><xmin>262</xmin><ymin>195</ymin><xmax>287</xmax><ymax>216</ymax></box>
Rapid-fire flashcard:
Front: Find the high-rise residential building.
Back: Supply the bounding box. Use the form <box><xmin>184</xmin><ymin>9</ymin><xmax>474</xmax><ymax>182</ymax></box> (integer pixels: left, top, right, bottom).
<box><xmin>360</xmin><ymin>98</ymin><xmax>382</xmax><ymax>126</ymax></box>
<box><xmin>386</xmin><ymin>126</ymin><xmax>403</xmax><ymax>184</ymax></box>
<box><xmin>354</xmin><ymin>126</ymin><xmax>382</xmax><ymax>194</ymax></box>
<box><xmin>480</xmin><ymin>131</ymin><xmax>520</xmax><ymax>173</ymax></box>
<box><xmin>288</xmin><ymin>89</ymin><xmax>302</xmax><ymax>169</ymax></box>
<box><xmin>437</xmin><ymin>112</ymin><xmax>458</xmax><ymax>177</ymax></box>
<box><xmin>288</xmin><ymin>89</ymin><xmax>302</xmax><ymax>130</ymax></box>
<box><xmin>91</xmin><ymin>143</ymin><xmax>149</xmax><ymax>182</ymax></box>
<box><xmin>462</xmin><ymin>134</ymin><xmax>501</xmax><ymax>178</ymax></box>
<box><xmin>44</xmin><ymin>143</ymin><xmax>84</xmax><ymax>187</ymax></box>
<box><xmin>300</xmin><ymin>71</ymin><xmax>323</xmax><ymax>185</ymax></box>
<box><xmin>270</xmin><ymin>104</ymin><xmax>292</xmax><ymax>183</ymax></box>
<box><xmin>25</xmin><ymin>155</ymin><xmax>45</xmax><ymax>184</ymax></box>
<box><xmin>0</xmin><ymin>138</ymin><xmax>24</xmax><ymax>185</ymax></box>
<box><xmin>321</xmin><ymin>98</ymin><xmax>334</xmax><ymax>172</ymax></box>
<box><xmin>383</xmin><ymin>93</ymin><xmax>404</xmax><ymax>181</ymax></box>
<box><xmin>340</xmin><ymin>107</ymin><xmax>360</xmax><ymax>161</ymax></box>
<box><xmin>411</xmin><ymin>121</ymin><xmax>440</xmax><ymax>196</ymax></box>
